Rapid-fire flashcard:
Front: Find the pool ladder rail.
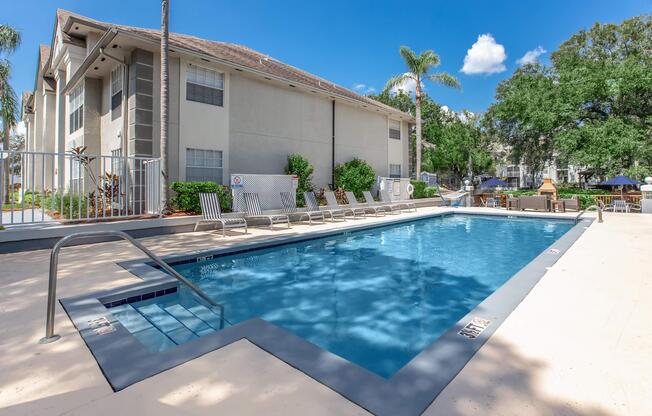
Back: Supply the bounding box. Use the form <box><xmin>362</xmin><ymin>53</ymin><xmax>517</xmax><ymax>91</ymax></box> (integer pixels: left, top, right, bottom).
<box><xmin>39</xmin><ymin>230</ymin><xmax>224</xmax><ymax>344</ymax></box>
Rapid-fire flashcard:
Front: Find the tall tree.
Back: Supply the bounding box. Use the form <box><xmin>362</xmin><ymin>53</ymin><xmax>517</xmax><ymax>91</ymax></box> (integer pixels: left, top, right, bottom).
<box><xmin>160</xmin><ymin>0</ymin><xmax>170</xmax><ymax>212</ymax></box>
<box><xmin>384</xmin><ymin>46</ymin><xmax>460</xmax><ymax>178</ymax></box>
<box><xmin>0</xmin><ymin>24</ymin><xmax>21</xmax><ymax>204</ymax></box>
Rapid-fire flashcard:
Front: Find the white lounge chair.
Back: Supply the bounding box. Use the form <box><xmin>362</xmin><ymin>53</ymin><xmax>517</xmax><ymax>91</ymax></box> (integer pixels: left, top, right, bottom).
<box><xmin>304</xmin><ymin>192</ymin><xmax>346</xmax><ymax>222</ymax></box>
<box><xmin>243</xmin><ymin>192</ymin><xmax>291</xmax><ymax>229</ymax></box>
<box><xmin>280</xmin><ymin>191</ymin><xmax>325</xmax><ymax>224</ymax></box>
<box><xmin>345</xmin><ymin>191</ymin><xmax>386</xmax><ymax>216</ymax></box>
<box><xmin>324</xmin><ymin>191</ymin><xmax>365</xmax><ymax>218</ymax></box>
<box><xmin>380</xmin><ymin>189</ymin><xmax>416</xmax><ymax>212</ymax></box>
<box><xmin>363</xmin><ymin>190</ymin><xmax>401</xmax><ymax>214</ymax></box>
<box><xmin>194</xmin><ymin>192</ymin><xmax>248</xmax><ymax>236</ymax></box>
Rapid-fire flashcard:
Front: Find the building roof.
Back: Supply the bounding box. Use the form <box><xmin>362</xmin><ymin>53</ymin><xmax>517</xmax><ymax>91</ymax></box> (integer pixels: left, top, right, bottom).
<box><xmin>39</xmin><ymin>45</ymin><xmax>51</xmax><ymax>71</ymax></box>
<box><xmin>55</xmin><ymin>9</ymin><xmax>412</xmax><ymax>119</ymax></box>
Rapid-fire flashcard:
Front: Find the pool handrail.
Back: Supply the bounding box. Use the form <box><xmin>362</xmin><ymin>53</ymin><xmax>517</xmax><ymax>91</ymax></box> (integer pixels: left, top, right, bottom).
<box><xmin>39</xmin><ymin>230</ymin><xmax>224</xmax><ymax>344</ymax></box>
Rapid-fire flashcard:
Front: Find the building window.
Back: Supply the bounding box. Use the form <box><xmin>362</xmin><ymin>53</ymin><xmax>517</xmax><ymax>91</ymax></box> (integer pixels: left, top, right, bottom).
<box><xmin>68</xmin><ymin>84</ymin><xmax>84</xmax><ymax>134</ymax></box>
<box><xmin>389</xmin><ymin>164</ymin><xmax>402</xmax><ymax>178</ymax></box>
<box><xmin>389</xmin><ymin>120</ymin><xmax>401</xmax><ymax>140</ymax></box>
<box><xmin>186</xmin><ymin>64</ymin><xmax>224</xmax><ymax>106</ymax></box>
<box><xmin>111</xmin><ymin>66</ymin><xmax>123</xmax><ymax>110</ymax></box>
<box><xmin>111</xmin><ymin>148</ymin><xmax>123</xmax><ymax>173</ymax></box>
<box><xmin>186</xmin><ymin>148</ymin><xmax>223</xmax><ymax>183</ymax></box>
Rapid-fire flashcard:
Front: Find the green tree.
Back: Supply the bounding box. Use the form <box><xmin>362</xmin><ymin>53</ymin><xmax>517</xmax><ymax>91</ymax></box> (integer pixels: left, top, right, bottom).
<box><xmin>334</xmin><ymin>158</ymin><xmax>376</xmax><ymax>198</ymax></box>
<box><xmin>367</xmin><ymin>90</ymin><xmax>415</xmax><ymax>114</ymax></box>
<box><xmin>284</xmin><ymin>153</ymin><xmax>314</xmax><ymax>206</ymax></box>
<box><xmin>160</xmin><ymin>0</ymin><xmax>170</xmax><ymax>212</ymax></box>
<box><xmin>384</xmin><ymin>46</ymin><xmax>460</xmax><ymax>178</ymax></box>
<box><xmin>484</xmin><ymin>64</ymin><xmax>559</xmax><ymax>186</ymax></box>
<box><xmin>0</xmin><ymin>24</ymin><xmax>21</xmax><ymax>203</ymax></box>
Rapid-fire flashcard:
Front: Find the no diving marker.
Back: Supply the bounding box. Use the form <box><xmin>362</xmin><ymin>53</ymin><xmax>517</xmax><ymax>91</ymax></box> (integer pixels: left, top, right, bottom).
<box><xmin>88</xmin><ymin>317</ymin><xmax>116</xmax><ymax>336</ymax></box>
<box><xmin>458</xmin><ymin>317</ymin><xmax>491</xmax><ymax>339</ymax></box>
<box><xmin>231</xmin><ymin>174</ymin><xmax>244</xmax><ymax>188</ymax></box>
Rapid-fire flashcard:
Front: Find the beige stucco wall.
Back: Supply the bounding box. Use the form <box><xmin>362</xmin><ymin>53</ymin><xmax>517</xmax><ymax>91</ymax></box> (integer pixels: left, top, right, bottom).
<box><xmin>177</xmin><ymin>58</ymin><xmax>230</xmax><ymax>184</ymax></box>
<box><xmin>334</xmin><ymin>101</ymin><xmax>389</xmax><ymax>180</ymax></box>
<box><xmin>229</xmin><ymin>73</ymin><xmax>333</xmax><ymax>188</ymax></box>
<box><xmin>99</xmin><ymin>66</ymin><xmax>124</xmax><ymax>157</ymax></box>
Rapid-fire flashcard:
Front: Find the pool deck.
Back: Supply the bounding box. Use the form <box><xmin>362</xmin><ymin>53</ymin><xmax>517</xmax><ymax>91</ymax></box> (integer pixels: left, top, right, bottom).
<box><xmin>0</xmin><ymin>207</ymin><xmax>650</xmax><ymax>416</ymax></box>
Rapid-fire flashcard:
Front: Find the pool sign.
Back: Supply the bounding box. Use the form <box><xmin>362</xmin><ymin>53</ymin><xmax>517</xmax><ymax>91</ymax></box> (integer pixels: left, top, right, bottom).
<box><xmin>458</xmin><ymin>317</ymin><xmax>491</xmax><ymax>339</ymax></box>
<box><xmin>88</xmin><ymin>317</ymin><xmax>115</xmax><ymax>336</ymax></box>
<box><xmin>231</xmin><ymin>175</ymin><xmax>244</xmax><ymax>188</ymax></box>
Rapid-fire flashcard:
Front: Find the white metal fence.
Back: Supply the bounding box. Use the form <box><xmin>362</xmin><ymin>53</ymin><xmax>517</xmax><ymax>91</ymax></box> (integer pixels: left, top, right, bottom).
<box><xmin>0</xmin><ymin>150</ymin><xmax>161</xmax><ymax>226</ymax></box>
<box><xmin>230</xmin><ymin>174</ymin><xmax>297</xmax><ymax>212</ymax></box>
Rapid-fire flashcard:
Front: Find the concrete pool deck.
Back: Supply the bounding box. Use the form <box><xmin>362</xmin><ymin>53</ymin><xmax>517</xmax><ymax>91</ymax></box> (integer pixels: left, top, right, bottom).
<box><xmin>0</xmin><ymin>207</ymin><xmax>650</xmax><ymax>415</ymax></box>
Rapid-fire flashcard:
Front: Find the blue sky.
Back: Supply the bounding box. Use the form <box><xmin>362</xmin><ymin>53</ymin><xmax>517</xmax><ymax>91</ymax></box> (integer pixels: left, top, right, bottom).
<box><xmin>3</xmin><ymin>0</ymin><xmax>651</xmax><ymax>114</ymax></box>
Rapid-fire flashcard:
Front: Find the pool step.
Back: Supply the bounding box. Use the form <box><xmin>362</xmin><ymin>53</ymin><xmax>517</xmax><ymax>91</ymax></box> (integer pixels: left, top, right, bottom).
<box><xmin>109</xmin><ymin>294</ymin><xmax>225</xmax><ymax>353</ymax></box>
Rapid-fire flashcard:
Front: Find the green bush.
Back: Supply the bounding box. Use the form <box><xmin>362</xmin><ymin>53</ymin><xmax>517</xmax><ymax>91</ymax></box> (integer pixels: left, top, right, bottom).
<box><xmin>334</xmin><ymin>158</ymin><xmax>376</xmax><ymax>198</ymax></box>
<box><xmin>285</xmin><ymin>154</ymin><xmax>314</xmax><ymax>207</ymax></box>
<box><xmin>43</xmin><ymin>193</ymin><xmax>89</xmax><ymax>219</ymax></box>
<box><xmin>170</xmin><ymin>182</ymin><xmax>232</xmax><ymax>214</ymax></box>
<box><xmin>410</xmin><ymin>180</ymin><xmax>427</xmax><ymax>199</ymax></box>
<box><xmin>424</xmin><ymin>187</ymin><xmax>439</xmax><ymax>198</ymax></box>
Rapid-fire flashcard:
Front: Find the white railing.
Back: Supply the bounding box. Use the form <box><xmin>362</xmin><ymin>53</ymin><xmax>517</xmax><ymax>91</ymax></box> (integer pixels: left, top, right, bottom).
<box><xmin>0</xmin><ymin>150</ymin><xmax>161</xmax><ymax>226</ymax></box>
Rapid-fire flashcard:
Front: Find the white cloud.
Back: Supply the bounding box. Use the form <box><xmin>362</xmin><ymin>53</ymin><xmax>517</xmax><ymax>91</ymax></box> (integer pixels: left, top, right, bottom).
<box><xmin>389</xmin><ymin>74</ymin><xmax>418</xmax><ymax>95</ymax></box>
<box><xmin>352</xmin><ymin>83</ymin><xmax>376</xmax><ymax>94</ymax></box>
<box><xmin>461</xmin><ymin>34</ymin><xmax>507</xmax><ymax>75</ymax></box>
<box><xmin>516</xmin><ymin>46</ymin><xmax>546</xmax><ymax>65</ymax></box>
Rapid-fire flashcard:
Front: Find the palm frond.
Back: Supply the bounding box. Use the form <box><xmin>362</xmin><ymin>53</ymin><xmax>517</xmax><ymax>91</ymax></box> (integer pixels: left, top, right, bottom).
<box><xmin>428</xmin><ymin>72</ymin><xmax>462</xmax><ymax>90</ymax></box>
<box><xmin>0</xmin><ymin>25</ymin><xmax>21</xmax><ymax>55</ymax></box>
<box><xmin>399</xmin><ymin>46</ymin><xmax>420</xmax><ymax>73</ymax></box>
<box><xmin>383</xmin><ymin>73</ymin><xmax>413</xmax><ymax>94</ymax></box>
<box><xmin>0</xmin><ymin>60</ymin><xmax>19</xmax><ymax>129</ymax></box>
<box><xmin>420</xmin><ymin>50</ymin><xmax>441</xmax><ymax>67</ymax></box>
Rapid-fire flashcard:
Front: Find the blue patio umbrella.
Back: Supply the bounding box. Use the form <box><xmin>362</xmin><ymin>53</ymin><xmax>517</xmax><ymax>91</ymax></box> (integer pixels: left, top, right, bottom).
<box><xmin>600</xmin><ymin>175</ymin><xmax>640</xmax><ymax>198</ymax></box>
<box><xmin>480</xmin><ymin>177</ymin><xmax>509</xmax><ymax>189</ymax></box>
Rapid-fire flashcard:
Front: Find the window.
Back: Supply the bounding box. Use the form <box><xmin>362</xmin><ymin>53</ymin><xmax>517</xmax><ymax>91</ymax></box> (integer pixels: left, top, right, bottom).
<box><xmin>389</xmin><ymin>120</ymin><xmax>401</xmax><ymax>140</ymax></box>
<box><xmin>389</xmin><ymin>164</ymin><xmax>402</xmax><ymax>178</ymax></box>
<box><xmin>69</xmin><ymin>84</ymin><xmax>84</xmax><ymax>134</ymax></box>
<box><xmin>186</xmin><ymin>148</ymin><xmax>223</xmax><ymax>183</ymax></box>
<box><xmin>111</xmin><ymin>66</ymin><xmax>123</xmax><ymax>110</ymax></box>
<box><xmin>111</xmin><ymin>148</ymin><xmax>123</xmax><ymax>173</ymax></box>
<box><xmin>186</xmin><ymin>64</ymin><xmax>224</xmax><ymax>106</ymax></box>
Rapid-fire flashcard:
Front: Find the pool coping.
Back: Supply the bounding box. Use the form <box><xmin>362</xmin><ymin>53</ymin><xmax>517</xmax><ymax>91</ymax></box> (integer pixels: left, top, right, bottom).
<box><xmin>60</xmin><ymin>210</ymin><xmax>593</xmax><ymax>416</ymax></box>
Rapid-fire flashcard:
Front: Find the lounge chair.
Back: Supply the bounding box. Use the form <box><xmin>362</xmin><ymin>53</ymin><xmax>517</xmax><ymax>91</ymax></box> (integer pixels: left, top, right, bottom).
<box><xmin>304</xmin><ymin>192</ymin><xmax>346</xmax><ymax>222</ymax></box>
<box><xmin>242</xmin><ymin>192</ymin><xmax>291</xmax><ymax>229</ymax></box>
<box><xmin>380</xmin><ymin>189</ymin><xmax>416</xmax><ymax>212</ymax></box>
<box><xmin>363</xmin><ymin>190</ymin><xmax>401</xmax><ymax>213</ymax></box>
<box><xmin>194</xmin><ymin>193</ymin><xmax>248</xmax><ymax>236</ymax></box>
<box><xmin>344</xmin><ymin>191</ymin><xmax>386</xmax><ymax>216</ymax></box>
<box><xmin>324</xmin><ymin>191</ymin><xmax>366</xmax><ymax>218</ymax></box>
<box><xmin>280</xmin><ymin>191</ymin><xmax>325</xmax><ymax>224</ymax></box>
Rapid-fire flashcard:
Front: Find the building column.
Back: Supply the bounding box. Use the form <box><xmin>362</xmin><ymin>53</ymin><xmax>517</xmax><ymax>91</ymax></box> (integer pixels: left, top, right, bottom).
<box><xmin>54</xmin><ymin>69</ymin><xmax>66</xmax><ymax>190</ymax></box>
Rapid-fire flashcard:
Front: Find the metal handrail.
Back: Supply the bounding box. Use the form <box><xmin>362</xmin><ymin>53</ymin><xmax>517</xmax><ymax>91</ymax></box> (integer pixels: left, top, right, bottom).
<box><xmin>579</xmin><ymin>204</ymin><xmax>603</xmax><ymax>223</ymax></box>
<box><xmin>39</xmin><ymin>230</ymin><xmax>223</xmax><ymax>344</ymax></box>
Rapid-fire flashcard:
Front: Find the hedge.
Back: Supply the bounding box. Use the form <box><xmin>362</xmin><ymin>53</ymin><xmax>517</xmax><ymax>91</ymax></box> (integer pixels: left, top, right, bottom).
<box><xmin>334</xmin><ymin>158</ymin><xmax>376</xmax><ymax>198</ymax></box>
<box><xmin>170</xmin><ymin>182</ymin><xmax>232</xmax><ymax>214</ymax></box>
<box><xmin>285</xmin><ymin>154</ymin><xmax>314</xmax><ymax>207</ymax></box>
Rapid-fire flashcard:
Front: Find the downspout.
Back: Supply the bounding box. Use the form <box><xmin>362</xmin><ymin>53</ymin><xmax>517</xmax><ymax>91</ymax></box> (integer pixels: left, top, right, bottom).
<box><xmin>331</xmin><ymin>100</ymin><xmax>335</xmax><ymax>189</ymax></box>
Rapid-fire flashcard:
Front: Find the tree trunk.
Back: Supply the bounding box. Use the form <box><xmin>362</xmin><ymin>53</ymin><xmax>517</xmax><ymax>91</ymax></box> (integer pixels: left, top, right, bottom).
<box><xmin>2</xmin><ymin>124</ymin><xmax>10</xmax><ymax>204</ymax></box>
<box><xmin>415</xmin><ymin>81</ymin><xmax>422</xmax><ymax>179</ymax></box>
<box><xmin>160</xmin><ymin>0</ymin><xmax>170</xmax><ymax>212</ymax></box>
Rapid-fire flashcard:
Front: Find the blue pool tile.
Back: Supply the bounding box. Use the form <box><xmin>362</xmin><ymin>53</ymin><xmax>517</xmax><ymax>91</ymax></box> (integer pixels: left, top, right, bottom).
<box><xmin>109</xmin><ymin>304</ymin><xmax>153</xmax><ymax>333</ymax></box>
<box><xmin>164</xmin><ymin>304</ymin><xmax>213</xmax><ymax>336</ymax></box>
<box><xmin>137</xmin><ymin>304</ymin><xmax>184</xmax><ymax>334</ymax></box>
<box><xmin>166</xmin><ymin>326</ymin><xmax>197</xmax><ymax>344</ymax></box>
<box><xmin>132</xmin><ymin>327</ymin><xmax>176</xmax><ymax>352</ymax></box>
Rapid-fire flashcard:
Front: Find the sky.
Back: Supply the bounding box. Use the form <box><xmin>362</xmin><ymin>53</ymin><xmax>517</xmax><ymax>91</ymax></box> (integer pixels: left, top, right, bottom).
<box><xmin>3</xmin><ymin>0</ymin><xmax>651</xmax><ymax>119</ymax></box>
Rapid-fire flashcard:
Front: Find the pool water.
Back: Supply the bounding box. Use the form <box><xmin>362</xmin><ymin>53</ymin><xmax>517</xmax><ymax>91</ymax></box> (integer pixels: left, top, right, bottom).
<box><xmin>113</xmin><ymin>214</ymin><xmax>573</xmax><ymax>378</ymax></box>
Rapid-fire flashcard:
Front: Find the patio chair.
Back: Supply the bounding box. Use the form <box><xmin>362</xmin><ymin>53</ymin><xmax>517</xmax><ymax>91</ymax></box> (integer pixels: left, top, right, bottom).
<box><xmin>194</xmin><ymin>193</ymin><xmax>248</xmax><ymax>236</ymax></box>
<box><xmin>558</xmin><ymin>196</ymin><xmax>580</xmax><ymax>211</ymax></box>
<box><xmin>242</xmin><ymin>192</ymin><xmax>291</xmax><ymax>229</ymax></box>
<box><xmin>363</xmin><ymin>191</ymin><xmax>401</xmax><ymax>214</ymax></box>
<box><xmin>612</xmin><ymin>199</ymin><xmax>629</xmax><ymax>213</ymax></box>
<box><xmin>304</xmin><ymin>192</ymin><xmax>347</xmax><ymax>222</ymax></box>
<box><xmin>280</xmin><ymin>191</ymin><xmax>325</xmax><ymax>224</ymax></box>
<box><xmin>324</xmin><ymin>191</ymin><xmax>366</xmax><ymax>218</ymax></box>
<box><xmin>481</xmin><ymin>196</ymin><xmax>499</xmax><ymax>208</ymax></box>
<box><xmin>380</xmin><ymin>189</ymin><xmax>416</xmax><ymax>212</ymax></box>
<box><xmin>344</xmin><ymin>191</ymin><xmax>386</xmax><ymax>216</ymax></box>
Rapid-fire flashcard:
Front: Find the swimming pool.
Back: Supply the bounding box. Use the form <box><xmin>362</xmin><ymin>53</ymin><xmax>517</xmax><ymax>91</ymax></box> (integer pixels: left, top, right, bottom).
<box><xmin>111</xmin><ymin>214</ymin><xmax>573</xmax><ymax>378</ymax></box>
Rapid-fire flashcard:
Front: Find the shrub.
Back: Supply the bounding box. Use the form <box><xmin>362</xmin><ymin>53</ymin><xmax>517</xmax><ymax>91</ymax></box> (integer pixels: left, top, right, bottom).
<box><xmin>285</xmin><ymin>154</ymin><xmax>314</xmax><ymax>207</ymax></box>
<box><xmin>43</xmin><ymin>193</ymin><xmax>89</xmax><ymax>219</ymax></box>
<box><xmin>410</xmin><ymin>180</ymin><xmax>427</xmax><ymax>199</ymax></box>
<box><xmin>334</xmin><ymin>158</ymin><xmax>376</xmax><ymax>198</ymax></box>
<box><xmin>170</xmin><ymin>182</ymin><xmax>232</xmax><ymax>214</ymax></box>
<box><xmin>424</xmin><ymin>187</ymin><xmax>439</xmax><ymax>198</ymax></box>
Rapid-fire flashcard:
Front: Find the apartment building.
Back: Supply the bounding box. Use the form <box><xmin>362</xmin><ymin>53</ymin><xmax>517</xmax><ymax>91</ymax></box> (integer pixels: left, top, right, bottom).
<box><xmin>22</xmin><ymin>9</ymin><xmax>413</xmax><ymax>196</ymax></box>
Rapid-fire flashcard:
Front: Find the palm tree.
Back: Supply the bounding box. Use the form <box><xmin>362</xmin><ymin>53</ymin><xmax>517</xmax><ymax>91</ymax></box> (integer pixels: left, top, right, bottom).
<box><xmin>160</xmin><ymin>0</ymin><xmax>170</xmax><ymax>212</ymax></box>
<box><xmin>0</xmin><ymin>24</ymin><xmax>21</xmax><ymax>204</ymax></box>
<box><xmin>384</xmin><ymin>46</ymin><xmax>460</xmax><ymax>178</ymax></box>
